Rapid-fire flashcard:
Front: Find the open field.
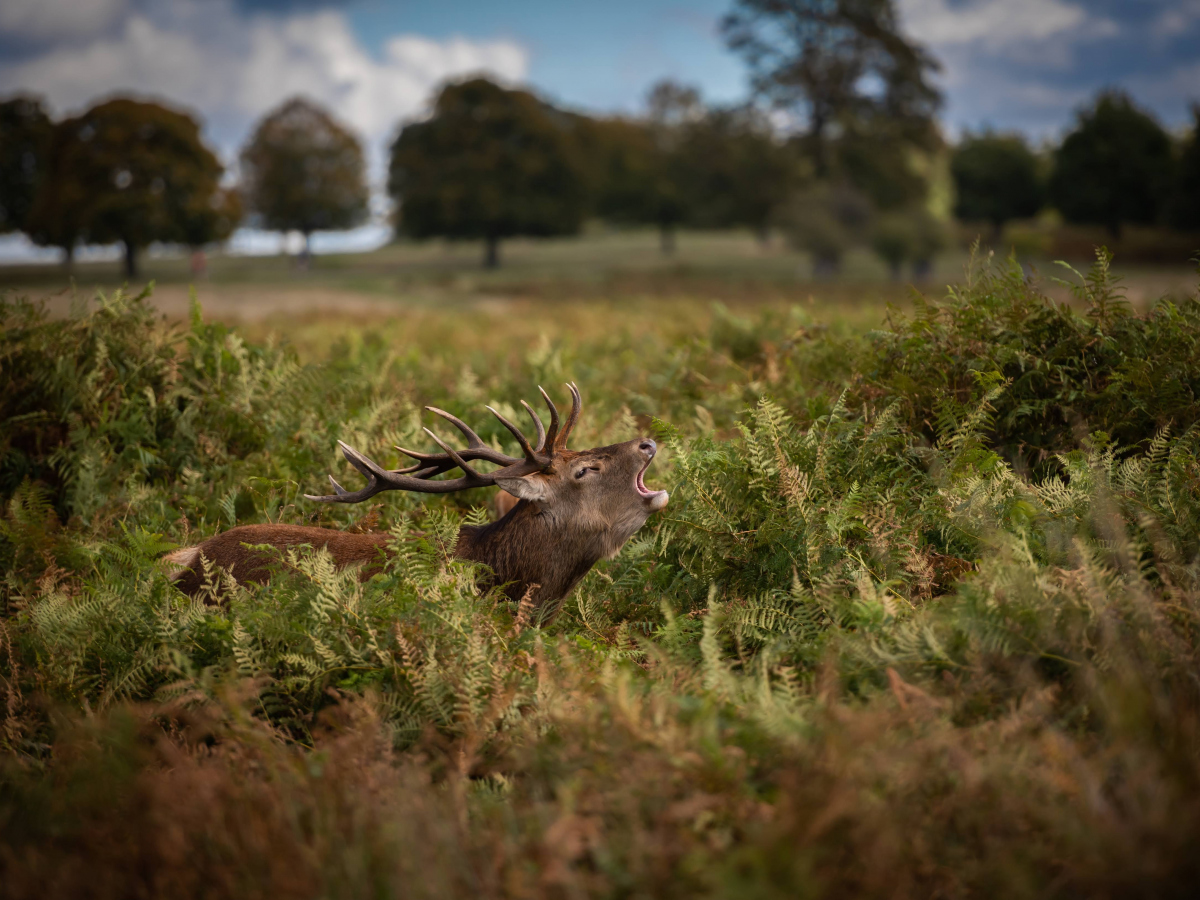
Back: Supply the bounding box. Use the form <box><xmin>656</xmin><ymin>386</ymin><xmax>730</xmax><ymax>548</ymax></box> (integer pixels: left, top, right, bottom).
<box><xmin>4</xmin><ymin>230</ymin><xmax>1198</xmax><ymax>331</ymax></box>
<box><xmin>3</xmin><ymin>244</ymin><xmax>1200</xmax><ymax>897</ymax></box>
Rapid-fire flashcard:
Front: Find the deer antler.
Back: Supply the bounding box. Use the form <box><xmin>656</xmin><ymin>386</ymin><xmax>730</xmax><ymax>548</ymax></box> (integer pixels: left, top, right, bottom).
<box><xmin>304</xmin><ymin>386</ymin><xmax>582</xmax><ymax>504</ymax></box>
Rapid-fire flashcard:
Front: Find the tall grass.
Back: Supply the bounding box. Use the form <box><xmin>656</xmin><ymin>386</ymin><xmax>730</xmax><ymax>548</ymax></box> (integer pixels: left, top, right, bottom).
<box><xmin>2</xmin><ymin>250</ymin><xmax>1200</xmax><ymax>896</ymax></box>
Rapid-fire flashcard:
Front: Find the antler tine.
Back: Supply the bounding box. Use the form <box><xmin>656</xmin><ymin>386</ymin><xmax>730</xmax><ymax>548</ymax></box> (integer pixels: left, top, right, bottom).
<box><xmin>422</xmin><ymin>427</ymin><xmax>488</xmax><ymax>482</ymax></box>
<box><xmin>393</xmin><ymin>443</ymin><xmax>520</xmax><ymax>469</ymax></box>
<box><xmin>538</xmin><ymin>385</ymin><xmax>561</xmax><ymax>450</ymax></box>
<box><xmin>556</xmin><ymin>382</ymin><xmax>583</xmax><ymax>450</ymax></box>
<box><xmin>520</xmin><ymin>399</ymin><xmax>547</xmax><ymax>451</ymax></box>
<box><xmin>305</xmin><ymin>440</ymin><xmax>498</xmax><ymax>503</ymax></box>
<box><xmin>426</xmin><ymin>406</ymin><xmax>487</xmax><ymax>449</ymax></box>
<box><xmin>487</xmin><ymin>406</ymin><xmax>539</xmax><ymax>463</ymax></box>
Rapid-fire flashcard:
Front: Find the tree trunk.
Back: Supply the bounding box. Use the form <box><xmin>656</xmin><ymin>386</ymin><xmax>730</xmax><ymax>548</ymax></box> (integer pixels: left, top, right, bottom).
<box><xmin>484</xmin><ymin>235</ymin><xmax>500</xmax><ymax>269</ymax></box>
<box><xmin>810</xmin><ymin>110</ymin><xmax>829</xmax><ymax>179</ymax></box>
<box><xmin>756</xmin><ymin>224</ymin><xmax>771</xmax><ymax>249</ymax></box>
<box><xmin>659</xmin><ymin>223</ymin><xmax>676</xmax><ymax>255</ymax></box>
<box><xmin>62</xmin><ymin>243</ymin><xmax>74</xmax><ymax>275</ymax></box>
<box><xmin>123</xmin><ymin>240</ymin><xmax>137</xmax><ymax>279</ymax></box>
<box><xmin>299</xmin><ymin>231</ymin><xmax>312</xmax><ymax>270</ymax></box>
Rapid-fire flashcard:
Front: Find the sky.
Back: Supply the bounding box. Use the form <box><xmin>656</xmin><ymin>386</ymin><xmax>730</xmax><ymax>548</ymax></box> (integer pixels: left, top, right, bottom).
<box><xmin>0</xmin><ymin>0</ymin><xmax>1198</xmax><ymax>258</ymax></box>
<box><xmin>2</xmin><ymin>0</ymin><xmax>1198</xmax><ymax>163</ymax></box>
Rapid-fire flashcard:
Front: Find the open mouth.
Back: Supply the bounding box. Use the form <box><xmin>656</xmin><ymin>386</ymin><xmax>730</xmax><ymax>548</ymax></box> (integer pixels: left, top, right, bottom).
<box><xmin>635</xmin><ymin>458</ymin><xmax>669</xmax><ymax>509</ymax></box>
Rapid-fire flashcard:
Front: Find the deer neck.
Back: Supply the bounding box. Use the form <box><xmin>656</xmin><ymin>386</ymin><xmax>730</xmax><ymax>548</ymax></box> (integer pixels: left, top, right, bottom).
<box><xmin>454</xmin><ymin>500</ymin><xmax>602</xmax><ymax>611</ymax></box>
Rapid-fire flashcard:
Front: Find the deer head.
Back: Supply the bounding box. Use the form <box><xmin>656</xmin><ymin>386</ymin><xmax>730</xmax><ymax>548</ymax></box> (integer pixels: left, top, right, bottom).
<box><xmin>304</xmin><ymin>384</ymin><xmax>668</xmax><ymax>605</ymax></box>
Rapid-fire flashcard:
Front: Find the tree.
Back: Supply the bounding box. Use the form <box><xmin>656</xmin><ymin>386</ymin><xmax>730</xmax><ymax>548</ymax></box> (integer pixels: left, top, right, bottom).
<box><xmin>1049</xmin><ymin>91</ymin><xmax>1173</xmax><ymax>239</ymax></box>
<box><xmin>951</xmin><ymin>132</ymin><xmax>1043</xmax><ymax>239</ymax></box>
<box><xmin>781</xmin><ymin>180</ymin><xmax>872</xmax><ymax>276</ymax></box>
<box><xmin>1168</xmin><ymin>104</ymin><xmax>1200</xmax><ymax>232</ymax></box>
<box><xmin>26</xmin><ymin>98</ymin><xmax>229</xmax><ymax>276</ymax></box>
<box><xmin>722</xmin><ymin>0</ymin><xmax>941</xmax><ymax>177</ymax></box>
<box><xmin>680</xmin><ymin>104</ymin><xmax>803</xmax><ymax>242</ymax></box>
<box><xmin>871</xmin><ymin>206</ymin><xmax>946</xmax><ymax>280</ymax></box>
<box><xmin>0</xmin><ymin>95</ymin><xmax>52</xmax><ymax>235</ymax></box>
<box><xmin>389</xmin><ymin>78</ymin><xmax>586</xmax><ymax>268</ymax></box>
<box><xmin>241</xmin><ymin>97</ymin><xmax>368</xmax><ymax>259</ymax></box>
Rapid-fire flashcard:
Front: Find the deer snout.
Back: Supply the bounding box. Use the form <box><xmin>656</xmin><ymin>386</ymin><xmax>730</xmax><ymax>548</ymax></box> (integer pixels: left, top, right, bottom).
<box><xmin>639</xmin><ymin>439</ymin><xmax>657</xmax><ymax>457</ymax></box>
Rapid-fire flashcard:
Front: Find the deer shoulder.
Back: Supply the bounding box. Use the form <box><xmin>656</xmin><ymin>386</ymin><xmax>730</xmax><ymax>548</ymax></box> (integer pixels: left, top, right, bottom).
<box><xmin>165</xmin><ymin>384</ymin><xmax>668</xmax><ymax>618</ymax></box>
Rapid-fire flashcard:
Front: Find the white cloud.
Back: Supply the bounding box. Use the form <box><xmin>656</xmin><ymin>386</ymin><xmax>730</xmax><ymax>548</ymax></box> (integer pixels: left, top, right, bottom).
<box><xmin>0</xmin><ymin>0</ymin><xmax>529</xmax><ymax>162</ymax></box>
<box><xmin>898</xmin><ymin>0</ymin><xmax>1116</xmax><ymax>50</ymax></box>
<box><xmin>0</xmin><ymin>0</ymin><xmax>131</xmax><ymax>43</ymax></box>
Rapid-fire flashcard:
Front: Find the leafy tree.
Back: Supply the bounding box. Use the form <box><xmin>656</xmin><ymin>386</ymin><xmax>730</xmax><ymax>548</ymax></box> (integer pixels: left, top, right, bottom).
<box><xmin>241</xmin><ymin>97</ymin><xmax>368</xmax><ymax>259</ymax></box>
<box><xmin>1169</xmin><ymin>104</ymin><xmax>1200</xmax><ymax>232</ymax></box>
<box><xmin>389</xmin><ymin>78</ymin><xmax>586</xmax><ymax>268</ymax></box>
<box><xmin>951</xmin><ymin>132</ymin><xmax>1044</xmax><ymax>239</ymax></box>
<box><xmin>641</xmin><ymin>81</ymin><xmax>705</xmax><ymax>253</ymax></box>
<box><xmin>580</xmin><ymin>117</ymin><xmax>659</xmax><ymax>225</ymax></box>
<box><xmin>681</xmin><ymin>104</ymin><xmax>802</xmax><ymax>242</ymax></box>
<box><xmin>0</xmin><ymin>95</ymin><xmax>52</xmax><ymax>235</ymax></box>
<box><xmin>835</xmin><ymin>113</ymin><xmax>938</xmax><ymax>211</ymax></box>
<box><xmin>1049</xmin><ymin>91</ymin><xmax>1173</xmax><ymax>239</ymax></box>
<box><xmin>26</xmin><ymin>98</ymin><xmax>230</xmax><ymax>276</ymax></box>
<box><xmin>781</xmin><ymin>180</ymin><xmax>872</xmax><ymax>276</ymax></box>
<box><xmin>870</xmin><ymin>206</ymin><xmax>946</xmax><ymax>280</ymax></box>
<box><xmin>722</xmin><ymin>0</ymin><xmax>941</xmax><ymax>177</ymax></box>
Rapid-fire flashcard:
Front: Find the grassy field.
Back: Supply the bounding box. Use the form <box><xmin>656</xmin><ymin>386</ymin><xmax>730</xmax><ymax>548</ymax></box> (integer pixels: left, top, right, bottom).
<box><xmin>5</xmin><ymin>229</ymin><xmax>1198</xmax><ymax>325</ymax></box>
<box><xmin>2</xmin><ymin>241</ymin><xmax>1200</xmax><ymax>897</ymax></box>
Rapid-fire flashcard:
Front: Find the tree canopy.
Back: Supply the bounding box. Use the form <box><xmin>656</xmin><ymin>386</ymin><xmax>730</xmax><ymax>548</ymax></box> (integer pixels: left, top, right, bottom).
<box><xmin>240</xmin><ymin>97</ymin><xmax>369</xmax><ymax>253</ymax></box>
<box><xmin>1169</xmin><ymin>105</ymin><xmax>1200</xmax><ymax>232</ymax></box>
<box><xmin>722</xmin><ymin>0</ymin><xmax>941</xmax><ymax>176</ymax></box>
<box><xmin>0</xmin><ymin>96</ymin><xmax>52</xmax><ymax>235</ymax></box>
<box><xmin>680</xmin><ymin>104</ymin><xmax>800</xmax><ymax>240</ymax></box>
<box><xmin>388</xmin><ymin>78</ymin><xmax>587</xmax><ymax>267</ymax></box>
<box><xmin>26</xmin><ymin>98</ymin><xmax>231</xmax><ymax>275</ymax></box>
<box><xmin>1049</xmin><ymin>91</ymin><xmax>1173</xmax><ymax>238</ymax></box>
<box><xmin>951</xmin><ymin>133</ymin><xmax>1044</xmax><ymax>236</ymax></box>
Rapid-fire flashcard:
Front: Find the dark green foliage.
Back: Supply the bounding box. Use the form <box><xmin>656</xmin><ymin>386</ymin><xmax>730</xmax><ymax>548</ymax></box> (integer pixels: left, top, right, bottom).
<box><xmin>781</xmin><ymin>180</ymin><xmax>873</xmax><ymax>275</ymax></box>
<box><xmin>860</xmin><ymin>249</ymin><xmax>1200</xmax><ymax>470</ymax></box>
<box><xmin>27</xmin><ymin>98</ymin><xmax>233</xmax><ymax>277</ymax></box>
<box><xmin>5</xmin><ymin>255</ymin><xmax>1200</xmax><ymax>894</ymax></box>
<box><xmin>1169</xmin><ymin>104</ymin><xmax>1200</xmax><ymax>232</ymax></box>
<box><xmin>678</xmin><ymin>104</ymin><xmax>802</xmax><ymax>238</ymax></box>
<box><xmin>722</xmin><ymin>0</ymin><xmax>941</xmax><ymax>177</ymax></box>
<box><xmin>389</xmin><ymin>78</ymin><xmax>587</xmax><ymax>267</ymax></box>
<box><xmin>0</xmin><ymin>95</ymin><xmax>52</xmax><ymax>235</ymax></box>
<box><xmin>240</xmin><ymin>97</ymin><xmax>368</xmax><ymax>249</ymax></box>
<box><xmin>1049</xmin><ymin>91</ymin><xmax>1174</xmax><ymax>238</ymax></box>
<box><xmin>951</xmin><ymin>132</ymin><xmax>1044</xmax><ymax>233</ymax></box>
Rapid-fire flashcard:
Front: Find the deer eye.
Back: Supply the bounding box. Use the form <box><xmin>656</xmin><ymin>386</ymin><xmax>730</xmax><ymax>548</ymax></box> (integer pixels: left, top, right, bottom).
<box><xmin>575</xmin><ymin>466</ymin><xmax>600</xmax><ymax>479</ymax></box>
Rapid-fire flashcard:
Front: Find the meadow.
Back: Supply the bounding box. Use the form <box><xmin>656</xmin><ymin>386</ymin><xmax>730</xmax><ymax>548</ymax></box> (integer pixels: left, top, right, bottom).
<box><xmin>2</xmin><ymin>235</ymin><xmax>1200</xmax><ymax>897</ymax></box>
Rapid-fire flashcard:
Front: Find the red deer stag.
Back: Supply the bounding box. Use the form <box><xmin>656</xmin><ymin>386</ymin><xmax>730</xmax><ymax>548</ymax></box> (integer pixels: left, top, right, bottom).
<box><xmin>165</xmin><ymin>384</ymin><xmax>668</xmax><ymax>613</ymax></box>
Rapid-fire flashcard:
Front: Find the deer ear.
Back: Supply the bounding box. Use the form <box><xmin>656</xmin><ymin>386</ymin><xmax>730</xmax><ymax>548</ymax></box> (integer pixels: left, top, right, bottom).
<box><xmin>493</xmin><ymin>472</ymin><xmax>551</xmax><ymax>503</ymax></box>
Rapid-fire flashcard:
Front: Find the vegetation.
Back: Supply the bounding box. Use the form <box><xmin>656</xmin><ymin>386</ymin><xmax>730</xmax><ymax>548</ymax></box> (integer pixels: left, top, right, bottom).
<box><xmin>0</xmin><ymin>96</ymin><xmax>51</xmax><ymax>235</ymax></box>
<box><xmin>721</xmin><ymin>0</ymin><xmax>941</xmax><ymax>177</ymax></box>
<box><xmin>3</xmin><ymin>248</ymin><xmax>1200</xmax><ymax>894</ymax></box>
<box><xmin>1050</xmin><ymin>91</ymin><xmax>1175</xmax><ymax>240</ymax></box>
<box><xmin>1170</xmin><ymin>104</ymin><xmax>1200</xmax><ymax>232</ymax></box>
<box><xmin>951</xmin><ymin>132</ymin><xmax>1044</xmax><ymax>238</ymax></box>
<box><xmin>389</xmin><ymin>79</ymin><xmax>588</xmax><ymax>268</ymax></box>
<box><xmin>25</xmin><ymin>98</ymin><xmax>234</xmax><ymax>277</ymax></box>
<box><xmin>241</xmin><ymin>97</ymin><xmax>369</xmax><ymax>259</ymax></box>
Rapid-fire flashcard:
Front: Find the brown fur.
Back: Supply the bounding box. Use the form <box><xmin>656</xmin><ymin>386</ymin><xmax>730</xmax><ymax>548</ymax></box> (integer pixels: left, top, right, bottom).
<box><xmin>168</xmin><ymin>437</ymin><xmax>668</xmax><ymax>616</ymax></box>
<box><xmin>168</xmin><ymin>525</ymin><xmax>391</xmax><ymax>597</ymax></box>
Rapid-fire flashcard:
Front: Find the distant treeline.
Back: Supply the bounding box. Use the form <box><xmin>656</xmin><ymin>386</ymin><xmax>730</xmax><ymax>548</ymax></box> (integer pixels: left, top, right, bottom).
<box><xmin>1</xmin><ymin>0</ymin><xmax>1198</xmax><ymax>274</ymax></box>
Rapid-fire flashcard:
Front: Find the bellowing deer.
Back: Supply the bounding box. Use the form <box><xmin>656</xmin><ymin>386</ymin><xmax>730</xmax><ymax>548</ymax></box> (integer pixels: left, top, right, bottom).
<box><xmin>165</xmin><ymin>385</ymin><xmax>668</xmax><ymax>614</ymax></box>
